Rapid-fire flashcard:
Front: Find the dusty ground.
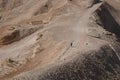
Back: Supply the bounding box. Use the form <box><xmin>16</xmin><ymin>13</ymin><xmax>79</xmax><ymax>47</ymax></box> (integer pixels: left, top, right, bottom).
<box><xmin>0</xmin><ymin>0</ymin><xmax>120</xmax><ymax>80</ymax></box>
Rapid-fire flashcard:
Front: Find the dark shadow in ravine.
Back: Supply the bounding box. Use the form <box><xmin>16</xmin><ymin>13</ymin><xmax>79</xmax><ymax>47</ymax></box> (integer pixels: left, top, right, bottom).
<box><xmin>96</xmin><ymin>3</ymin><xmax>120</xmax><ymax>37</ymax></box>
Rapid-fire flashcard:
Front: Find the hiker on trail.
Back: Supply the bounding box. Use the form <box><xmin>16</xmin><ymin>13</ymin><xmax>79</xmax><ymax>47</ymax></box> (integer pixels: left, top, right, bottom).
<box><xmin>71</xmin><ymin>42</ymin><xmax>73</xmax><ymax>47</ymax></box>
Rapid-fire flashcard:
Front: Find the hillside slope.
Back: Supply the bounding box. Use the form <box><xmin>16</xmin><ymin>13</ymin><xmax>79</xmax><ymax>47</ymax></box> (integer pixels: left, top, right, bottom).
<box><xmin>0</xmin><ymin>0</ymin><xmax>120</xmax><ymax>80</ymax></box>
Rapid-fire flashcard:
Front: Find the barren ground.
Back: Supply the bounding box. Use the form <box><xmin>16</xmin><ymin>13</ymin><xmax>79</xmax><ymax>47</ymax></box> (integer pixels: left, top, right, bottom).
<box><xmin>0</xmin><ymin>0</ymin><xmax>120</xmax><ymax>80</ymax></box>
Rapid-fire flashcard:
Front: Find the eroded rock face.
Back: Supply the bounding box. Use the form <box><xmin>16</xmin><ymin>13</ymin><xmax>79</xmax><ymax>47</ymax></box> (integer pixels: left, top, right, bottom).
<box><xmin>0</xmin><ymin>0</ymin><xmax>120</xmax><ymax>80</ymax></box>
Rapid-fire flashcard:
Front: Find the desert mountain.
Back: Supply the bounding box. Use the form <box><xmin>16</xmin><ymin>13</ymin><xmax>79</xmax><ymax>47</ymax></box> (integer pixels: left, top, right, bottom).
<box><xmin>0</xmin><ymin>0</ymin><xmax>120</xmax><ymax>80</ymax></box>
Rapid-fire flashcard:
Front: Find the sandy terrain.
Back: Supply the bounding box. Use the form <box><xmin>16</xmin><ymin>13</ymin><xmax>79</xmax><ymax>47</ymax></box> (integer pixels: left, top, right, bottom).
<box><xmin>0</xmin><ymin>0</ymin><xmax>120</xmax><ymax>80</ymax></box>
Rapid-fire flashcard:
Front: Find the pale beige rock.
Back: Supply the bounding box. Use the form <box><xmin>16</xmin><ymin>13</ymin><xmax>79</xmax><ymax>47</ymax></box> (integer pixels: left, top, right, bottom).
<box><xmin>0</xmin><ymin>0</ymin><xmax>120</xmax><ymax>80</ymax></box>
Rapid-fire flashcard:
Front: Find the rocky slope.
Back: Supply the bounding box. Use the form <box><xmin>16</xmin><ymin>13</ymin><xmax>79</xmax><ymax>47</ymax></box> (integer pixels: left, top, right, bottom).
<box><xmin>0</xmin><ymin>0</ymin><xmax>120</xmax><ymax>80</ymax></box>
